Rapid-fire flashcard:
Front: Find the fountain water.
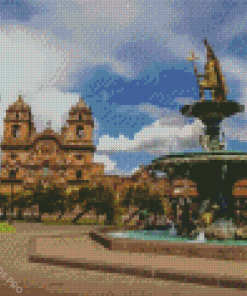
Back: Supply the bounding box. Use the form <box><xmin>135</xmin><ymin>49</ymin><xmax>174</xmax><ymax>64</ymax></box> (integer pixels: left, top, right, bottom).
<box><xmin>168</xmin><ymin>221</ymin><xmax>206</xmax><ymax>243</ymax></box>
<box><xmin>195</xmin><ymin>231</ymin><xmax>207</xmax><ymax>243</ymax></box>
<box><xmin>169</xmin><ymin>222</ymin><xmax>177</xmax><ymax>236</ymax></box>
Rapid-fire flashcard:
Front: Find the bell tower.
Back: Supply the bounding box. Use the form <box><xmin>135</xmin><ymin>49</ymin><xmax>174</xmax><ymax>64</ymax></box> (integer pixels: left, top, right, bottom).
<box><xmin>2</xmin><ymin>95</ymin><xmax>33</xmax><ymax>145</ymax></box>
<box><xmin>64</xmin><ymin>97</ymin><xmax>94</xmax><ymax>143</ymax></box>
<box><xmin>1</xmin><ymin>95</ymin><xmax>35</xmax><ymax>185</ymax></box>
<box><xmin>62</xmin><ymin>97</ymin><xmax>95</xmax><ymax>184</ymax></box>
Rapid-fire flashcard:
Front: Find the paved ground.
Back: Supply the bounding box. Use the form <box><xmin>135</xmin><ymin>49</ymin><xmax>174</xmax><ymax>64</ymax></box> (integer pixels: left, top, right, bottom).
<box><xmin>0</xmin><ymin>223</ymin><xmax>247</xmax><ymax>296</ymax></box>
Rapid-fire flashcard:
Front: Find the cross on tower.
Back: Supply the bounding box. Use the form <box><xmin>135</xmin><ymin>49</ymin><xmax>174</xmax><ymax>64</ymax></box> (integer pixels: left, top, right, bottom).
<box><xmin>46</xmin><ymin>120</ymin><xmax>52</xmax><ymax>129</ymax></box>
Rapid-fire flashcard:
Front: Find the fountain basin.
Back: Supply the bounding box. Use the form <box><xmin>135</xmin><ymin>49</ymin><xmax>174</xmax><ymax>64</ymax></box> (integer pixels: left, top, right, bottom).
<box><xmin>90</xmin><ymin>228</ymin><xmax>247</xmax><ymax>263</ymax></box>
<box><xmin>108</xmin><ymin>230</ymin><xmax>246</xmax><ymax>245</ymax></box>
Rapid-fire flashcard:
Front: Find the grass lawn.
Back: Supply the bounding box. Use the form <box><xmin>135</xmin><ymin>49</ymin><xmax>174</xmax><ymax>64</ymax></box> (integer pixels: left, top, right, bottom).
<box><xmin>12</xmin><ymin>220</ymin><xmax>27</xmax><ymax>223</ymax></box>
<box><xmin>76</xmin><ymin>218</ymin><xmax>105</xmax><ymax>225</ymax></box>
<box><xmin>0</xmin><ymin>222</ymin><xmax>16</xmax><ymax>233</ymax></box>
<box><xmin>43</xmin><ymin>220</ymin><xmax>73</xmax><ymax>225</ymax></box>
<box><xmin>42</xmin><ymin>218</ymin><xmax>105</xmax><ymax>225</ymax></box>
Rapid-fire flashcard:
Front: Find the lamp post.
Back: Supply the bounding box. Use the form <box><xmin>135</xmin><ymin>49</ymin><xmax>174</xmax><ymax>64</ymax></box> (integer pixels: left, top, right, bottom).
<box><xmin>8</xmin><ymin>173</ymin><xmax>14</xmax><ymax>225</ymax></box>
<box><xmin>167</xmin><ymin>166</ymin><xmax>174</xmax><ymax>222</ymax></box>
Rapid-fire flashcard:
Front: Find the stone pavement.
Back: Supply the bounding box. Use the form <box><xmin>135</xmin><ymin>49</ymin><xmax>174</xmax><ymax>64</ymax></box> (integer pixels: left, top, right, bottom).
<box><xmin>1</xmin><ymin>223</ymin><xmax>247</xmax><ymax>296</ymax></box>
<box><xmin>29</xmin><ymin>230</ymin><xmax>247</xmax><ymax>291</ymax></box>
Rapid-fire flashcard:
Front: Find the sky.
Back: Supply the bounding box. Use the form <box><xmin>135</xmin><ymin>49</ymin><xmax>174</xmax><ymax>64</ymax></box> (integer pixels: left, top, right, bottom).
<box><xmin>0</xmin><ymin>0</ymin><xmax>247</xmax><ymax>176</ymax></box>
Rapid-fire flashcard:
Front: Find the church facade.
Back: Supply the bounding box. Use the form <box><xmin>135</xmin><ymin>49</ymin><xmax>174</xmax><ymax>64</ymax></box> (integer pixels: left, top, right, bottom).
<box><xmin>0</xmin><ymin>95</ymin><xmax>105</xmax><ymax>200</ymax></box>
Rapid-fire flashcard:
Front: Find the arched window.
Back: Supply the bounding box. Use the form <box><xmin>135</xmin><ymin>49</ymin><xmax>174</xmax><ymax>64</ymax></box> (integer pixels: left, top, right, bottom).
<box><xmin>16</xmin><ymin>112</ymin><xmax>19</xmax><ymax>119</ymax></box>
<box><xmin>44</xmin><ymin>165</ymin><xmax>49</xmax><ymax>176</ymax></box>
<box><xmin>9</xmin><ymin>169</ymin><xmax>17</xmax><ymax>179</ymax></box>
<box><xmin>76</xmin><ymin>170</ymin><xmax>82</xmax><ymax>179</ymax></box>
<box><xmin>79</xmin><ymin>114</ymin><xmax>82</xmax><ymax>120</ymax></box>
<box><xmin>76</xmin><ymin>125</ymin><xmax>84</xmax><ymax>138</ymax></box>
<box><xmin>12</xmin><ymin>125</ymin><xmax>21</xmax><ymax>138</ymax></box>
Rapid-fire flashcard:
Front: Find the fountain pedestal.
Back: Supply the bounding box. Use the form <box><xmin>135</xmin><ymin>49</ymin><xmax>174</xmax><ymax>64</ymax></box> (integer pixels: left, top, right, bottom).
<box><xmin>181</xmin><ymin>100</ymin><xmax>243</xmax><ymax>151</ymax></box>
<box><xmin>181</xmin><ymin>104</ymin><xmax>243</xmax><ymax>221</ymax></box>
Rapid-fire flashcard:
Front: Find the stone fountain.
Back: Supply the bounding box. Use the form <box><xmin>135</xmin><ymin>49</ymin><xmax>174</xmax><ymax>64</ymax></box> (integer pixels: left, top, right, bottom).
<box><xmin>147</xmin><ymin>39</ymin><xmax>247</xmax><ymax>239</ymax></box>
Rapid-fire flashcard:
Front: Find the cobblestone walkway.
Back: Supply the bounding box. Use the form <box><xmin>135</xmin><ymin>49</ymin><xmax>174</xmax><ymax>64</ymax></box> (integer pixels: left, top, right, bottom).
<box><xmin>0</xmin><ymin>223</ymin><xmax>247</xmax><ymax>296</ymax></box>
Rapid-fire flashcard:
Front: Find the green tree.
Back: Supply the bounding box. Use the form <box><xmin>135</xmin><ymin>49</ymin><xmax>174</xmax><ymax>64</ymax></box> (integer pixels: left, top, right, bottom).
<box><xmin>33</xmin><ymin>183</ymin><xmax>66</xmax><ymax>221</ymax></box>
<box><xmin>0</xmin><ymin>194</ymin><xmax>8</xmax><ymax>221</ymax></box>
<box><xmin>12</xmin><ymin>193</ymin><xmax>32</xmax><ymax>220</ymax></box>
<box><xmin>94</xmin><ymin>183</ymin><xmax>115</xmax><ymax>225</ymax></box>
<box><xmin>72</xmin><ymin>183</ymin><xmax>115</xmax><ymax>225</ymax></box>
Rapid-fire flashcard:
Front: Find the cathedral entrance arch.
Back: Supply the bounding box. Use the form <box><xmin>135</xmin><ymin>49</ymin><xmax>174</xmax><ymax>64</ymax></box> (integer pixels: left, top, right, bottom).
<box><xmin>33</xmin><ymin>182</ymin><xmax>65</xmax><ymax>220</ymax></box>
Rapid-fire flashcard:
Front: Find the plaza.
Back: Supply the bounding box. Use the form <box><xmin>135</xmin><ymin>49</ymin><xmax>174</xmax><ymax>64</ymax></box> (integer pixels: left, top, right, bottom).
<box><xmin>0</xmin><ymin>222</ymin><xmax>247</xmax><ymax>296</ymax></box>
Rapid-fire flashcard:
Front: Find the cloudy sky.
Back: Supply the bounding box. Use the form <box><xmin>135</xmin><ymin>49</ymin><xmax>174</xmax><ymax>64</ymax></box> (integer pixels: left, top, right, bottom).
<box><xmin>0</xmin><ymin>0</ymin><xmax>247</xmax><ymax>176</ymax></box>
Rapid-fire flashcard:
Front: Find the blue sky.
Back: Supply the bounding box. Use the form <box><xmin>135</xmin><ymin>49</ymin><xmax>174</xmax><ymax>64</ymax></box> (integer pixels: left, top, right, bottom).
<box><xmin>0</xmin><ymin>0</ymin><xmax>247</xmax><ymax>175</ymax></box>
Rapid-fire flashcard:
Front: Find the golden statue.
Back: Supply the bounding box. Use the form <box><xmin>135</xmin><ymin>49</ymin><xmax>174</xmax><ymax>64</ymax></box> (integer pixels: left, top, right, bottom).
<box><xmin>187</xmin><ymin>39</ymin><xmax>227</xmax><ymax>102</ymax></box>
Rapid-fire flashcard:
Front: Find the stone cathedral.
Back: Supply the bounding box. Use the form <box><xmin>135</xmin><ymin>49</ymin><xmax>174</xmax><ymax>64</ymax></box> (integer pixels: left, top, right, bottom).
<box><xmin>0</xmin><ymin>95</ymin><xmax>105</xmax><ymax>199</ymax></box>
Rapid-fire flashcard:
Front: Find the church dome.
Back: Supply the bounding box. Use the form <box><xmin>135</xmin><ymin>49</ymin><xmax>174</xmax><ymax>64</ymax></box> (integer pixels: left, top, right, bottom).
<box><xmin>8</xmin><ymin>95</ymin><xmax>31</xmax><ymax>112</ymax></box>
<box><xmin>69</xmin><ymin>97</ymin><xmax>91</xmax><ymax>113</ymax></box>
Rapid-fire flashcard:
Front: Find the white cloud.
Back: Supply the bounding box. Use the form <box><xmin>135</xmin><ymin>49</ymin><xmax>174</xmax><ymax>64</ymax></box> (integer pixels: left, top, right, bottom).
<box><xmin>0</xmin><ymin>21</ymin><xmax>135</xmax><ymax>175</ymax></box>
<box><xmin>165</xmin><ymin>33</ymin><xmax>205</xmax><ymax>61</ymax></box>
<box><xmin>1</xmin><ymin>0</ymin><xmax>247</xmax><ymax>174</ymax></box>
<box><xmin>96</xmin><ymin>134</ymin><xmax>136</xmax><ymax>154</ymax></box>
<box><xmin>138</xmin><ymin>104</ymin><xmax>169</xmax><ymax>120</ymax></box>
<box><xmin>128</xmin><ymin>166</ymin><xmax>141</xmax><ymax>176</ymax></box>
<box><xmin>217</xmin><ymin>11</ymin><xmax>247</xmax><ymax>42</ymax></box>
<box><xmin>93</xmin><ymin>154</ymin><xmax>117</xmax><ymax>172</ymax></box>
<box><xmin>0</xmin><ymin>25</ymin><xmax>70</xmax><ymax>92</ymax></box>
<box><xmin>3</xmin><ymin>0</ymin><xmax>244</xmax><ymax>87</ymax></box>
<box><xmin>175</xmin><ymin>97</ymin><xmax>196</xmax><ymax>106</ymax></box>
<box><xmin>97</xmin><ymin>105</ymin><xmax>205</xmax><ymax>156</ymax></box>
<box><xmin>19</xmin><ymin>0</ymin><xmax>138</xmax><ymax>80</ymax></box>
<box><xmin>117</xmin><ymin>103</ymin><xmax>190</xmax><ymax>123</ymax></box>
<box><xmin>93</xmin><ymin>153</ymin><xmax>131</xmax><ymax>175</ymax></box>
<box><xmin>0</xmin><ymin>25</ymin><xmax>108</xmax><ymax>138</ymax></box>
<box><xmin>55</xmin><ymin>0</ymin><xmax>141</xmax><ymax>29</ymax></box>
<box><xmin>221</xmin><ymin>115</ymin><xmax>247</xmax><ymax>142</ymax></box>
<box><xmin>220</xmin><ymin>57</ymin><xmax>247</xmax><ymax>84</ymax></box>
<box><xmin>0</xmin><ymin>88</ymin><xmax>83</xmax><ymax>140</ymax></box>
<box><xmin>9</xmin><ymin>0</ymin><xmax>189</xmax><ymax>81</ymax></box>
<box><xmin>93</xmin><ymin>117</ymin><xmax>102</xmax><ymax>142</ymax></box>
